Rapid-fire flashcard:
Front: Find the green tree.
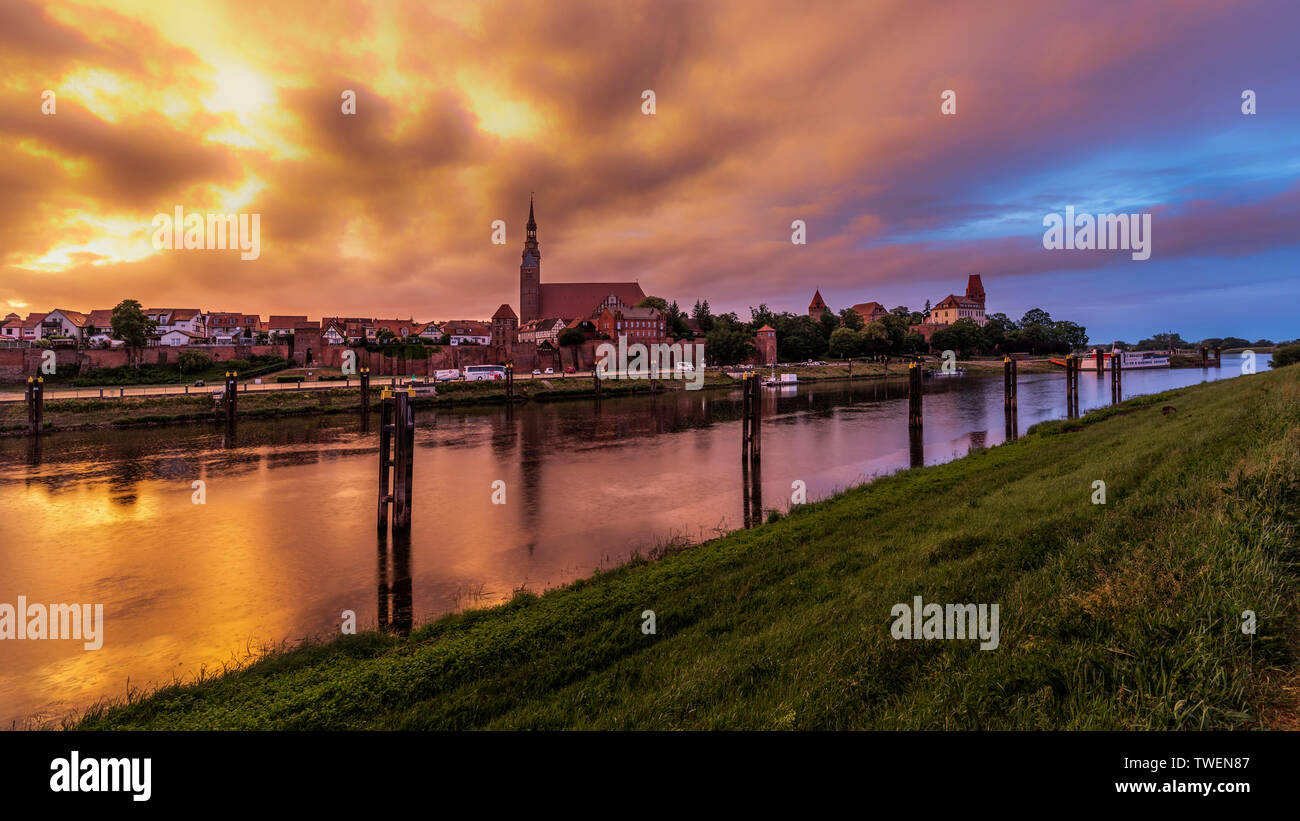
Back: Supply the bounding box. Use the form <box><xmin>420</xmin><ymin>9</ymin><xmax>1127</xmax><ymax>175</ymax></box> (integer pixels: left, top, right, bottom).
<box><xmin>749</xmin><ymin>303</ymin><xmax>776</xmax><ymax>331</ymax></box>
<box><xmin>177</xmin><ymin>350</ymin><xmax>212</xmax><ymax>374</ymax></box>
<box><xmin>664</xmin><ymin>300</ymin><xmax>690</xmax><ymax>339</ymax></box>
<box><xmin>637</xmin><ymin>295</ymin><xmax>669</xmax><ymax>313</ymax></box>
<box><xmin>1020</xmin><ymin>308</ymin><xmax>1053</xmax><ymax>327</ymax></box>
<box><xmin>931</xmin><ymin>318</ymin><xmax>984</xmax><ymax>357</ymax></box>
<box><xmin>1052</xmin><ymin>320</ymin><xmax>1089</xmax><ymax>351</ymax></box>
<box><xmin>827</xmin><ymin>327</ymin><xmax>861</xmax><ymax>358</ymax></box>
<box><xmin>691</xmin><ymin>299</ymin><xmax>714</xmax><ymax>333</ymax></box>
<box><xmin>110</xmin><ymin>299</ymin><xmax>156</xmax><ymax>368</ymax></box>
<box><xmin>981</xmin><ymin>312</ymin><xmax>1016</xmax><ymax>352</ymax></box>
<box><xmin>704</xmin><ymin>319</ymin><xmax>756</xmax><ymax>366</ymax></box>
<box><xmin>1270</xmin><ymin>344</ymin><xmax>1300</xmax><ymax>368</ymax></box>
<box><xmin>818</xmin><ymin>309</ymin><xmax>841</xmax><ymax>338</ymax></box>
<box><xmin>861</xmin><ymin>321</ymin><xmax>891</xmax><ymax>356</ymax></box>
<box><xmin>775</xmin><ymin>315</ymin><xmax>827</xmax><ymax>362</ymax></box>
<box><xmin>838</xmin><ymin>307</ymin><xmax>864</xmax><ymax>330</ymax></box>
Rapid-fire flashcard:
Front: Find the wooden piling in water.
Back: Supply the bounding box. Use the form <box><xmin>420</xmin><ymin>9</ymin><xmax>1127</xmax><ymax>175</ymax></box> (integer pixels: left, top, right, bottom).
<box><xmin>377</xmin><ymin>387</ymin><xmax>416</xmax><ymax>533</ymax></box>
<box><xmin>750</xmin><ymin>372</ymin><xmax>761</xmax><ymax>462</ymax></box>
<box><xmin>377</xmin><ymin>389</ymin><xmax>394</xmax><ymax>530</ymax></box>
<box><xmin>1110</xmin><ymin>352</ymin><xmax>1122</xmax><ymax>404</ymax></box>
<box><xmin>1095</xmin><ymin>348</ymin><xmax>1104</xmax><ymax>377</ymax></box>
<box><xmin>908</xmin><ymin>361</ymin><xmax>923</xmax><ymax>429</ymax></box>
<box><xmin>1214</xmin><ymin>346</ymin><xmax>1222</xmax><ymax>368</ymax></box>
<box><xmin>26</xmin><ymin>377</ymin><xmax>44</xmax><ymax>435</ymax></box>
<box><xmin>224</xmin><ymin>371</ymin><xmax>238</xmax><ymax>424</ymax></box>
<box><xmin>739</xmin><ymin>373</ymin><xmax>763</xmax><ymax>463</ymax></box>
<box><xmin>392</xmin><ymin>390</ymin><xmax>415</xmax><ymax>529</ymax></box>
<box><xmin>1199</xmin><ymin>346</ymin><xmax>1208</xmax><ymax>368</ymax></box>
<box><xmin>741</xmin><ymin>373</ymin><xmax>752</xmax><ymax>460</ymax></box>
<box><xmin>1003</xmin><ymin>357</ymin><xmax>1014</xmax><ymax>409</ymax></box>
<box><xmin>360</xmin><ymin>367</ymin><xmax>371</xmax><ymax>415</ymax></box>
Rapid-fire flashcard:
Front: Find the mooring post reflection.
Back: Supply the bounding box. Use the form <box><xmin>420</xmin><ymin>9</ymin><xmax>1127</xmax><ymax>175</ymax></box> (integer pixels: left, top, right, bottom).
<box><xmin>742</xmin><ymin>457</ymin><xmax>763</xmax><ymax>529</ymax></box>
<box><xmin>909</xmin><ymin>422</ymin><xmax>924</xmax><ymax>469</ymax></box>
<box><xmin>376</xmin><ymin>526</ymin><xmax>413</xmax><ymax>635</ymax></box>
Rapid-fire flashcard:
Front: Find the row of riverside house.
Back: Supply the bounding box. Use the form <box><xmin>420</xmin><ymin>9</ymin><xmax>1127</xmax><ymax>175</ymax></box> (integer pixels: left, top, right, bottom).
<box><xmin>0</xmin><ymin>309</ymin><xmax>477</xmax><ymax>349</ymax></box>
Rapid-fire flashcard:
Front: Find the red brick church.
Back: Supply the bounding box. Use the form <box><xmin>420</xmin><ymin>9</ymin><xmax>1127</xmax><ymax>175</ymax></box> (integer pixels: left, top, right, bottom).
<box><xmin>518</xmin><ymin>197</ymin><xmax>646</xmax><ymax>324</ymax></box>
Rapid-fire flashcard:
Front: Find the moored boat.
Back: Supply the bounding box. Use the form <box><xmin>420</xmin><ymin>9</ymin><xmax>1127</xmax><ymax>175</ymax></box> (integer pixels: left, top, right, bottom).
<box><xmin>1052</xmin><ymin>349</ymin><xmax>1170</xmax><ymax>369</ymax></box>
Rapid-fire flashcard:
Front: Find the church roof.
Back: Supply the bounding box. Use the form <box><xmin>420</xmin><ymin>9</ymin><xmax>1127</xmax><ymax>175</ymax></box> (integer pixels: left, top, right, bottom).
<box><xmin>539</xmin><ymin>282</ymin><xmax>646</xmax><ymax>321</ymax></box>
<box><xmin>851</xmin><ymin>301</ymin><xmax>887</xmax><ymax>316</ymax></box>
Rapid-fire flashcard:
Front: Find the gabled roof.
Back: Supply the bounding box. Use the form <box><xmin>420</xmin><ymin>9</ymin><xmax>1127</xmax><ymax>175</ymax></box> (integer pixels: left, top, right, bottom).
<box><xmin>86</xmin><ymin>309</ymin><xmax>115</xmax><ymax>326</ymax></box>
<box><xmin>492</xmin><ymin>303</ymin><xmax>518</xmax><ymax>320</ymax></box>
<box><xmin>851</xmin><ymin>301</ymin><xmax>887</xmax><ymax>316</ymax></box>
<box><xmin>756</xmin><ymin>324</ymin><xmax>776</xmax><ymax>333</ymax></box>
<box><xmin>934</xmin><ymin>294</ymin><xmax>981</xmax><ymax>310</ymax></box>
<box><xmin>22</xmin><ymin>313</ymin><xmax>48</xmax><ymax>328</ymax></box>
<box><xmin>268</xmin><ymin>315</ymin><xmax>308</xmax><ymax>326</ymax></box>
<box><xmin>809</xmin><ymin>290</ymin><xmax>827</xmax><ymax>309</ymax></box>
<box><xmin>48</xmin><ymin>309</ymin><xmax>90</xmax><ymax>326</ymax></box>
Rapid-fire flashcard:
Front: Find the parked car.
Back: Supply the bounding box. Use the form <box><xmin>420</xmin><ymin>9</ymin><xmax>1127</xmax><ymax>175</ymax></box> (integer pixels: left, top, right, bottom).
<box><xmin>544</xmin><ymin>367</ymin><xmax>554</xmax><ymax>374</ymax></box>
<box><xmin>532</xmin><ymin>369</ymin><xmax>541</xmax><ymax>375</ymax></box>
<box><xmin>565</xmin><ymin>367</ymin><xmax>576</xmax><ymax>374</ymax></box>
<box><xmin>193</xmin><ymin>379</ymin><xmax>205</xmax><ymax>387</ymax></box>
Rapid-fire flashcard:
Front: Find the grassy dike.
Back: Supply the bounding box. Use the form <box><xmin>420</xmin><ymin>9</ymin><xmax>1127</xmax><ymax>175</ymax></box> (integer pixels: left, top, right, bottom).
<box><xmin>74</xmin><ymin>366</ymin><xmax>1299</xmax><ymax>730</ymax></box>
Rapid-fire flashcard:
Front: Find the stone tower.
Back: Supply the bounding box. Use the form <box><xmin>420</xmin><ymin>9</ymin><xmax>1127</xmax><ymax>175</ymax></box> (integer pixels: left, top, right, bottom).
<box><xmin>808</xmin><ymin>290</ymin><xmax>828</xmax><ymax>321</ymax></box>
<box><xmin>520</xmin><ymin>196</ymin><xmax>541</xmax><ymax>323</ymax></box>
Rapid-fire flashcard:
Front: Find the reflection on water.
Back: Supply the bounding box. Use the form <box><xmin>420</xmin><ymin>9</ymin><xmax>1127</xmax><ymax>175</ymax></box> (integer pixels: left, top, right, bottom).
<box><xmin>0</xmin><ymin>355</ymin><xmax>1268</xmax><ymax>725</ymax></box>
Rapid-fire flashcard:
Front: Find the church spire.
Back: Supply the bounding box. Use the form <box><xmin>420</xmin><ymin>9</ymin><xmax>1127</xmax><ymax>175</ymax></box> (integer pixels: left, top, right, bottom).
<box><xmin>527</xmin><ymin>194</ymin><xmax>537</xmax><ymax>234</ymax></box>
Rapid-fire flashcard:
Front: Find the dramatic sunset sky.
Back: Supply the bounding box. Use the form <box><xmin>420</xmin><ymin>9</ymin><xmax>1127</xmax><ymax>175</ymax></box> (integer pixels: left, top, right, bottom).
<box><xmin>2</xmin><ymin>0</ymin><xmax>1297</xmax><ymax>342</ymax></box>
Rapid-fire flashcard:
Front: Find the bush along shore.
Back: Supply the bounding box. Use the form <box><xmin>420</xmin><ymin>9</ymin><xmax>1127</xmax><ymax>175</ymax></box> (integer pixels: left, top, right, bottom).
<box><xmin>74</xmin><ymin>366</ymin><xmax>1299</xmax><ymax>729</ymax></box>
<box><xmin>0</xmin><ymin>359</ymin><xmax>1039</xmax><ymax>436</ymax></box>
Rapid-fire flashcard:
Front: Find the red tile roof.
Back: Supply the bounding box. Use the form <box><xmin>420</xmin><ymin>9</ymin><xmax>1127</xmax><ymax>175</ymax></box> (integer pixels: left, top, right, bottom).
<box><xmin>539</xmin><ymin>282</ymin><xmax>646</xmax><ymax>320</ymax></box>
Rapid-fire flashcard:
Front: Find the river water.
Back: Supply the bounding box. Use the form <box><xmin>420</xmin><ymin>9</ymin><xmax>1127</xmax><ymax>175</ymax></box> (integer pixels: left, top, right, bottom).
<box><xmin>0</xmin><ymin>355</ymin><xmax>1269</xmax><ymax>726</ymax></box>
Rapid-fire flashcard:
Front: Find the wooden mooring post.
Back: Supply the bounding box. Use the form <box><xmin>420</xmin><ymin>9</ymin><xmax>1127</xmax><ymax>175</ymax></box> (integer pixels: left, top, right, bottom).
<box><xmin>505</xmin><ymin>363</ymin><xmax>514</xmax><ymax>402</ymax></box>
<box><xmin>1094</xmin><ymin>348</ymin><xmax>1104</xmax><ymax>377</ymax></box>
<box><xmin>908</xmin><ymin>361</ymin><xmax>923</xmax><ymax>429</ymax></box>
<box><xmin>740</xmin><ymin>373</ymin><xmax>762</xmax><ymax>463</ymax></box>
<box><xmin>360</xmin><ymin>367</ymin><xmax>371</xmax><ymax>415</ymax></box>
<box><xmin>376</xmin><ymin>388</ymin><xmax>417</xmax><ymax>532</ymax></box>
<box><xmin>1214</xmin><ymin>346</ymin><xmax>1222</xmax><ymax>368</ymax></box>
<box><xmin>375</xmin><ymin>387</ymin><xmax>414</xmax><ymax>636</ymax></box>
<box><xmin>1199</xmin><ymin>346</ymin><xmax>1208</xmax><ymax>368</ymax></box>
<box><xmin>1110</xmin><ymin>352</ymin><xmax>1123</xmax><ymax>404</ymax></box>
<box><xmin>26</xmin><ymin>377</ymin><xmax>44</xmax><ymax>435</ymax></box>
<box><xmin>1064</xmin><ymin>355</ymin><xmax>1080</xmax><ymax>418</ymax></box>
<box><xmin>1002</xmin><ymin>356</ymin><xmax>1018</xmax><ymax>410</ymax></box>
<box><xmin>224</xmin><ymin>371</ymin><xmax>239</xmax><ymax>424</ymax></box>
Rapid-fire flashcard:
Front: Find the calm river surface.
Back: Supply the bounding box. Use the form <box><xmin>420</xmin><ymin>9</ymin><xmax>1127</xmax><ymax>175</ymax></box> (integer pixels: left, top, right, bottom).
<box><xmin>0</xmin><ymin>355</ymin><xmax>1269</xmax><ymax>725</ymax></box>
